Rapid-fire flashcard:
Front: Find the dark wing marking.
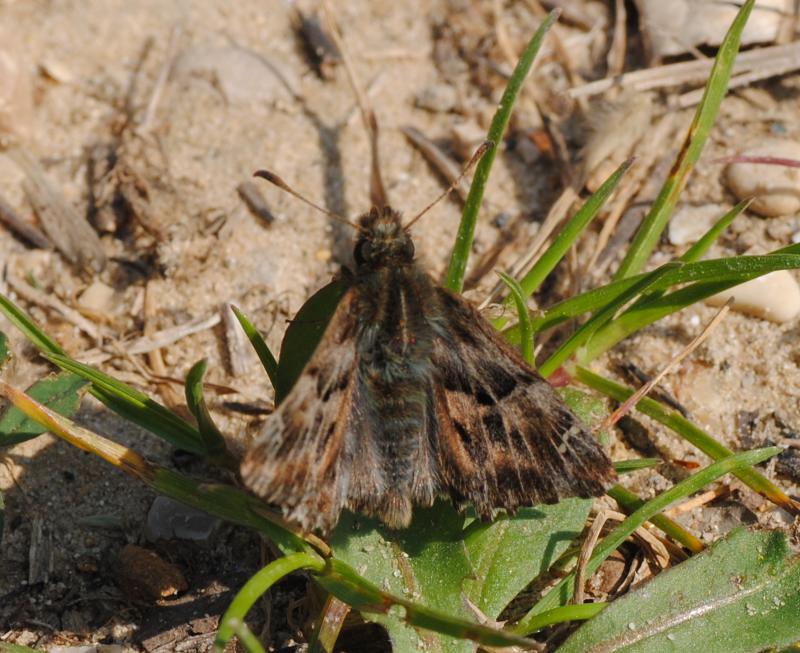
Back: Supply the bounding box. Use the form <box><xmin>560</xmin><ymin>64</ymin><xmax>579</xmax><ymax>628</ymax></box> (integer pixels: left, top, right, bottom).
<box><xmin>241</xmin><ymin>290</ymin><xmax>376</xmax><ymax>533</ymax></box>
<box><xmin>430</xmin><ymin>288</ymin><xmax>616</xmax><ymax>519</ymax></box>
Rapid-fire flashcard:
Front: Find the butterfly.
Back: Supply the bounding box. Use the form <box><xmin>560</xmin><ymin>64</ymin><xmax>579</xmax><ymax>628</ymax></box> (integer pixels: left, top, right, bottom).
<box><xmin>241</xmin><ymin>203</ymin><xmax>616</xmax><ymax>533</ymax></box>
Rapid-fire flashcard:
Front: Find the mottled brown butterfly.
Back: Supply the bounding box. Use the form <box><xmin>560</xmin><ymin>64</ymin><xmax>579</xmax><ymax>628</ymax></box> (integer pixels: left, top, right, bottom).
<box><xmin>241</xmin><ymin>174</ymin><xmax>615</xmax><ymax>533</ymax></box>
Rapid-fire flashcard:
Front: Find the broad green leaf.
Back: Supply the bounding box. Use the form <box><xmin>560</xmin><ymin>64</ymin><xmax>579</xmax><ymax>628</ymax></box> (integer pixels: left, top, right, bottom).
<box><xmin>0</xmin><ymin>371</ymin><xmax>88</xmax><ymax>447</ymax></box>
<box><xmin>329</xmin><ymin>501</ymin><xmax>475</xmax><ymax>653</ymax></box>
<box><xmin>557</xmin><ymin>528</ymin><xmax>800</xmax><ymax>653</ymax></box>
<box><xmin>463</xmin><ymin>499</ymin><xmax>591</xmax><ymax>619</ymax></box>
<box><xmin>276</xmin><ymin>276</ymin><xmax>349</xmax><ymax>403</ymax></box>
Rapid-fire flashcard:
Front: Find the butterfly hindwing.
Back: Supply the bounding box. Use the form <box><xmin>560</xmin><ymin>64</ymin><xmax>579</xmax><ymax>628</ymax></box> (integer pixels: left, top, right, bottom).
<box><xmin>430</xmin><ymin>287</ymin><xmax>616</xmax><ymax>519</ymax></box>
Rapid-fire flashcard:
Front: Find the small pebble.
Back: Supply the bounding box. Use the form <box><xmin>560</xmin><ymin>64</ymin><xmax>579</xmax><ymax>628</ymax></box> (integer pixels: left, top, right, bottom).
<box><xmin>451</xmin><ymin>120</ymin><xmax>486</xmax><ymax>160</ymax></box>
<box><xmin>77</xmin><ymin>280</ymin><xmax>117</xmax><ymax>313</ymax></box>
<box><xmin>706</xmin><ymin>270</ymin><xmax>800</xmax><ymax>323</ymax></box>
<box><xmin>145</xmin><ymin>496</ymin><xmax>220</xmax><ymax>542</ymax></box>
<box><xmin>174</xmin><ymin>46</ymin><xmax>296</xmax><ymax>105</ymax></box>
<box><xmin>415</xmin><ymin>83</ymin><xmax>458</xmax><ymax>113</ymax></box>
<box><xmin>725</xmin><ymin>138</ymin><xmax>800</xmax><ymax>217</ymax></box>
<box><xmin>668</xmin><ymin>204</ymin><xmax>725</xmax><ymax>246</ymax></box>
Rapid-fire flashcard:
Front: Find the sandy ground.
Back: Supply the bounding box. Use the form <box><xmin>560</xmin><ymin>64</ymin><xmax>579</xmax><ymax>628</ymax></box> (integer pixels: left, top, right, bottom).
<box><xmin>0</xmin><ymin>1</ymin><xmax>799</xmax><ymax>651</ymax></box>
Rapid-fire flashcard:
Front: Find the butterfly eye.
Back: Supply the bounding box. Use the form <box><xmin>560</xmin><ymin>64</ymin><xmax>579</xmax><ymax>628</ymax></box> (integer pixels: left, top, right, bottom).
<box><xmin>404</xmin><ymin>239</ymin><xmax>415</xmax><ymax>259</ymax></box>
<box><xmin>355</xmin><ymin>239</ymin><xmax>372</xmax><ymax>264</ymax></box>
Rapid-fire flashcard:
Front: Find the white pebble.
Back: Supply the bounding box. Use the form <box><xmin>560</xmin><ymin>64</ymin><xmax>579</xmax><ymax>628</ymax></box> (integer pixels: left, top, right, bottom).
<box><xmin>668</xmin><ymin>204</ymin><xmax>725</xmax><ymax>246</ymax></box>
<box><xmin>726</xmin><ymin>138</ymin><xmax>800</xmax><ymax>217</ymax></box>
<box><xmin>706</xmin><ymin>270</ymin><xmax>800</xmax><ymax>323</ymax></box>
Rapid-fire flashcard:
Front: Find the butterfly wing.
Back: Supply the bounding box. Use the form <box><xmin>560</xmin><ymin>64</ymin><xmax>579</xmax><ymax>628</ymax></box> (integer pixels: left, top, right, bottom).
<box><xmin>430</xmin><ymin>288</ymin><xmax>616</xmax><ymax>519</ymax></box>
<box><xmin>241</xmin><ymin>289</ymin><xmax>370</xmax><ymax>533</ymax></box>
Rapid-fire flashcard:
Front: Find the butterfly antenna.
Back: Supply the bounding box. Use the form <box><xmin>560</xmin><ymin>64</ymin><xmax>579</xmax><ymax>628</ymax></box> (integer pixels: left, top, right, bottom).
<box><xmin>253</xmin><ymin>170</ymin><xmax>360</xmax><ymax>230</ymax></box>
<box><xmin>404</xmin><ymin>140</ymin><xmax>494</xmax><ymax>230</ymax></box>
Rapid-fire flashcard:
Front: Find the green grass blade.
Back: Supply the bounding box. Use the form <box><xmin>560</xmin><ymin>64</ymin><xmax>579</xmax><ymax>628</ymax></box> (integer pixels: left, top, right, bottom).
<box><xmin>497</xmin><ymin>271</ymin><xmax>534</xmax><ymax>363</ymax></box>
<box><xmin>501</xmin><ymin>250</ymin><xmax>800</xmax><ymax>344</ymax></box>
<box><xmin>185</xmin><ymin>360</ymin><xmax>235</xmax><ymax>467</ymax></box>
<box><xmin>613</xmin><ymin>458</ymin><xmax>661</xmax><ymax>474</ymax></box>
<box><xmin>607</xmin><ymin>484</ymin><xmax>704</xmax><ymax>554</ymax></box>
<box><xmin>444</xmin><ymin>10</ymin><xmax>558</xmax><ymax>292</ymax></box>
<box><xmin>225</xmin><ymin>621</ymin><xmax>267</xmax><ymax>653</ymax></box>
<box><xmin>575</xmin><ymin>366</ymin><xmax>798</xmax><ymax>515</ymax></box>
<box><xmin>230</xmin><ymin>305</ymin><xmax>278</xmax><ymax>390</ymax></box>
<box><xmin>0</xmin><ymin>332</ymin><xmax>9</xmax><ymax>370</ymax></box>
<box><xmin>44</xmin><ymin>352</ymin><xmax>206</xmax><ymax>454</ymax></box>
<box><xmin>0</xmin><ymin>293</ymin><xmax>65</xmax><ymax>355</ymax></box>
<box><xmin>516</xmin><ymin>158</ymin><xmax>632</xmax><ymax>300</ymax></box>
<box><xmin>614</xmin><ymin>0</ymin><xmax>754</xmax><ymax>279</ymax></box>
<box><xmin>516</xmin><ymin>603</ymin><xmax>607</xmax><ymax>636</ymax></box>
<box><xmin>678</xmin><ymin>199</ymin><xmax>751</xmax><ymax>264</ymax></box>
<box><xmin>538</xmin><ymin>261</ymin><xmax>682</xmax><ymax>377</ymax></box>
<box><xmin>514</xmin><ymin>446</ymin><xmax>781</xmax><ymax>631</ymax></box>
<box><xmin>216</xmin><ymin>552</ymin><xmax>326</xmax><ymax>651</ymax></box>
<box><xmin>0</xmin><ymin>378</ymin><xmax>311</xmax><ymax>553</ymax></box>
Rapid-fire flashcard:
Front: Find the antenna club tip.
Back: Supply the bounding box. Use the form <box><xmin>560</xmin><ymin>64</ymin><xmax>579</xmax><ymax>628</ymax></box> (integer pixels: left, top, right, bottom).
<box><xmin>254</xmin><ymin>169</ymin><xmax>279</xmax><ymax>183</ymax></box>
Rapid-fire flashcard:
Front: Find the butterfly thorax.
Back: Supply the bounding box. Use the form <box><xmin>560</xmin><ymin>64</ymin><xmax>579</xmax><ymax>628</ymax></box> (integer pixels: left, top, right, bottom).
<box><xmin>353</xmin><ymin>206</ymin><xmax>415</xmax><ymax>270</ymax></box>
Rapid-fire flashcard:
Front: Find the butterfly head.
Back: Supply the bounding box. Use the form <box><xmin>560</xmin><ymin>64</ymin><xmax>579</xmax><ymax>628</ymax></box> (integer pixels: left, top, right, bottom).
<box><xmin>354</xmin><ymin>206</ymin><xmax>415</xmax><ymax>268</ymax></box>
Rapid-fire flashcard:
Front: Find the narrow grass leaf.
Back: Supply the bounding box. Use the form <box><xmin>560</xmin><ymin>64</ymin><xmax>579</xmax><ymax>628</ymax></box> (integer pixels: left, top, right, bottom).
<box><xmin>44</xmin><ymin>352</ymin><xmax>206</xmax><ymax>454</ymax></box>
<box><xmin>679</xmin><ymin>199</ymin><xmax>751</xmax><ymax>264</ymax></box>
<box><xmin>613</xmin><ymin>458</ymin><xmax>661</xmax><ymax>474</ymax></box>
<box><xmin>0</xmin><ymin>293</ymin><xmax>65</xmax><ymax>355</ymax></box>
<box><xmin>607</xmin><ymin>484</ymin><xmax>704</xmax><ymax>554</ymax></box>
<box><xmin>444</xmin><ymin>10</ymin><xmax>558</xmax><ymax>292</ymax></box>
<box><xmin>0</xmin><ymin>379</ymin><xmax>310</xmax><ymax>553</ymax></box>
<box><xmin>575</xmin><ymin>366</ymin><xmax>798</xmax><ymax>514</ymax></box>
<box><xmin>557</xmin><ymin>528</ymin><xmax>800</xmax><ymax>653</ymax></box>
<box><xmin>515</xmin><ymin>446</ymin><xmax>781</xmax><ymax>631</ymax></box>
<box><xmin>185</xmin><ymin>359</ymin><xmax>235</xmax><ymax>467</ymax></box>
<box><xmin>614</xmin><ymin>0</ymin><xmax>755</xmax><ymax>279</ymax></box>
<box><xmin>230</xmin><ymin>305</ymin><xmax>279</xmax><ymax>391</ymax></box>
<box><xmin>0</xmin><ymin>371</ymin><xmax>88</xmax><ymax>447</ymax></box>
<box><xmin>502</xmin><ymin>250</ymin><xmax>800</xmax><ymax>344</ymax></box>
<box><xmin>497</xmin><ymin>271</ymin><xmax>534</xmax><ymax>363</ymax></box>
<box><xmin>0</xmin><ymin>332</ymin><xmax>9</xmax><ymax>370</ymax></box>
<box><xmin>216</xmin><ymin>552</ymin><xmax>326</xmax><ymax>650</ymax></box>
<box><xmin>538</xmin><ymin>261</ymin><xmax>682</xmax><ymax>377</ymax></box>
<box><xmin>514</xmin><ymin>157</ymin><xmax>632</xmax><ymax>302</ymax></box>
<box><xmin>520</xmin><ymin>603</ymin><xmax>607</xmax><ymax>636</ymax></box>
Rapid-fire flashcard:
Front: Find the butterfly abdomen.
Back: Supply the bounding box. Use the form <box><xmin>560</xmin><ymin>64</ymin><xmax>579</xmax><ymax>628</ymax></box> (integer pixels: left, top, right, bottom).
<box><xmin>351</xmin><ymin>265</ymin><xmax>441</xmax><ymax>526</ymax></box>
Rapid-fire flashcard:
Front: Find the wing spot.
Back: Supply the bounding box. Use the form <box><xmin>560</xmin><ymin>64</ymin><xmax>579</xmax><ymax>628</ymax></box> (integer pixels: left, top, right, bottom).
<box><xmin>482</xmin><ymin>412</ymin><xmax>506</xmax><ymax>443</ymax></box>
<box><xmin>484</xmin><ymin>362</ymin><xmax>517</xmax><ymax>399</ymax></box>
